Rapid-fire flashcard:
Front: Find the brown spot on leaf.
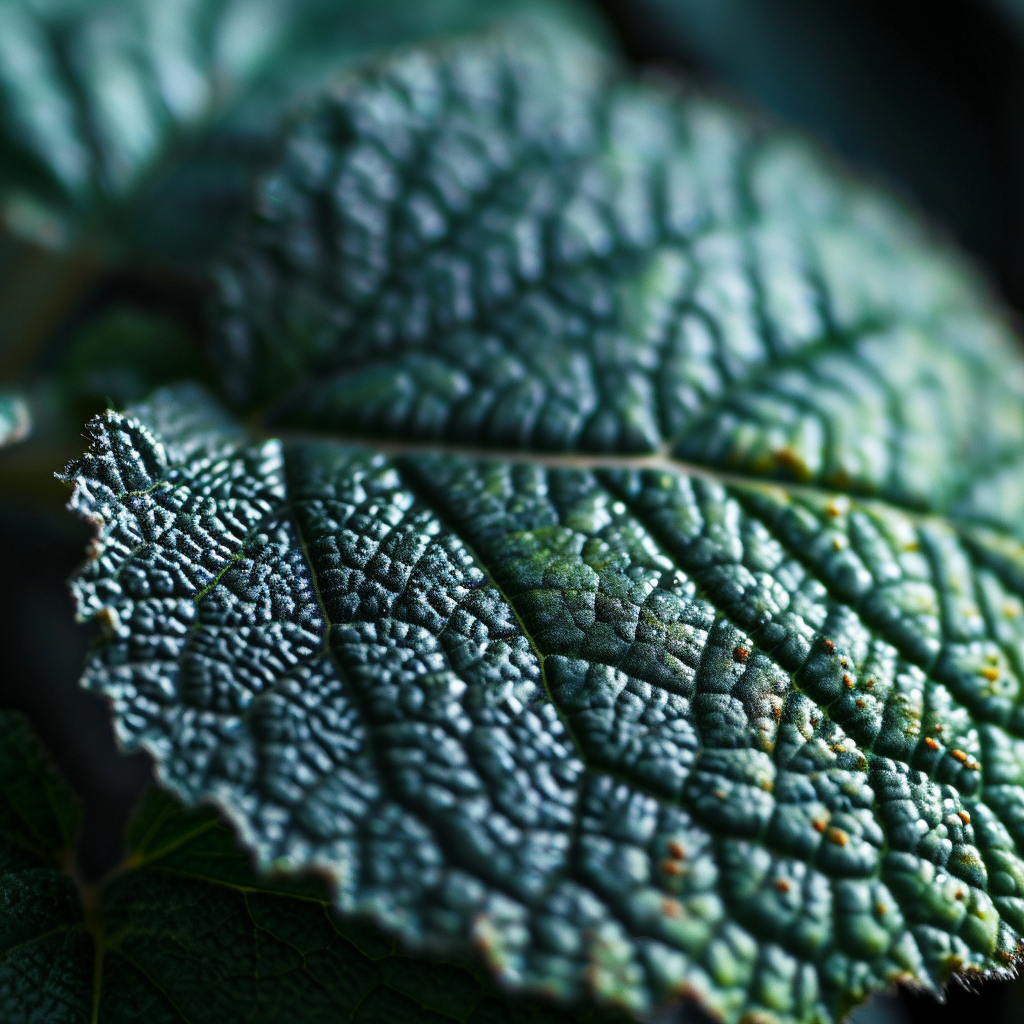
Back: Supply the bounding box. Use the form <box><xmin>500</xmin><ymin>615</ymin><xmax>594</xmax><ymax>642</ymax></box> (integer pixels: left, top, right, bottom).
<box><xmin>826</xmin><ymin>827</ymin><xmax>849</xmax><ymax>847</ymax></box>
<box><xmin>774</xmin><ymin>448</ymin><xmax>810</xmax><ymax>479</ymax></box>
<box><xmin>661</xmin><ymin>899</ymin><xmax>682</xmax><ymax>918</ymax></box>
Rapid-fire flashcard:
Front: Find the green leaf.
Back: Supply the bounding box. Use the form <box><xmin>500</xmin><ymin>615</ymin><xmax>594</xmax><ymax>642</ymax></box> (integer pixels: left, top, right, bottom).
<box><xmin>0</xmin><ymin>0</ymin><xmax>601</xmax><ymax>264</ymax></box>
<box><xmin>0</xmin><ymin>708</ymin><xmax>614</xmax><ymax>1022</ymax></box>
<box><xmin>0</xmin><ymin>392</ymin><xmax>29</xmax><ymax>446</ymax></box>
<box><xmin>64</xmin><ymin>20</ymin><xmax>1024</xmax><ymax>1024</ymax></box>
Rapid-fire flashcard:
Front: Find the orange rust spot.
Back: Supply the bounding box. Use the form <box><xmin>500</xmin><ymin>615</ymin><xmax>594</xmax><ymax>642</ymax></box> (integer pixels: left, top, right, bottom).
<box><xmin>734</xmin><ymin>646</ymin><xmax>750</xmax><ymax>663</ymax></box>
<box><xmin>981</xmin><ymin>666</ymin><xmax>1000</xmax><ymax>682</ymax></box>
<box><xmin>955</xmin><ymin>891</ymin><xmax>965</xmax><ymax>901</ymax></box>
<box><xmin>843</xmin><ymin>673</ymin><xmax>854</xmax><ymax>689</ymax></box>
<box><xmin>935</xmin><ymin>724</ymin><xmax>944</xmax><ymax>733</ymax></box>
<box><xmin>774</xmin><ymin>878</ymin><xmax>791</xmax><ymax>894</ymax></box>
<box><xmin>713</xmin><ymin>788</ymin><xmax>728</xmax><ymax>800</ymax></box>
<box><xmin>668</xmin><ymin>841</ymin><xmax>686</xmax><ymax>860</ymax></box>
<box><xmin>855</xmin><ymin>699</ymin><xmax>866</xmax><ymax>709</ymax></box>
<box><xmin>661</xmin><ymin>898</ymin><xmax>682</xmax><ymax>918</ymax></box>
<box><xmin>812</xmin><ymin>819</ymin><xmax>828</xmax><ymax>834</ymax></box>
<box><xmin>774</xmin><ymin>448</ymin><xmax>810</xmax><ymax>479</ymax></box>
<box><xmin>866</xmin><ymin>678</ymin><xmax>876</xmax><ymax>688</ymax></box>
<box><xmin>876</xmin><ymin>903</ymin><xmax>887</xmax><ymax>917</ymax></box>
<box><xmin>951</xmin><ymin>749</ymin><xmax>969</xmax><ymax>764</ymax></box>
<box><xmin>925</xmin><ymin>737</ymin><xmax>940</xmax><ymax>751</ymax></box>
<box><xmin>662</xmin><ymin>859</ymin><xmax>685</xmax><ymax>877</ymax></box>
<box><xmin>826</xmin><ymin>827</ymin><xmax>849</xmax><ymax>847</ymax></box>
<box><xmin>959</xmin><ymin>811</ymin><xmax>972</xmax><ymax>825</ymax></box>
<box><xmin>823</xmin><ymin>639</ymin><xmax>835</xmax><ymax>653</ymax></box>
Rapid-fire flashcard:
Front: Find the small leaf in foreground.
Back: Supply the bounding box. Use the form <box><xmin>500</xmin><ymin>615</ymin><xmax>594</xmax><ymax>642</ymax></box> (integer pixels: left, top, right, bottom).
<box><xmin>0</xmin><ymin>709</ymin><xmax>610</xmax><ymax>1023</ymax></box>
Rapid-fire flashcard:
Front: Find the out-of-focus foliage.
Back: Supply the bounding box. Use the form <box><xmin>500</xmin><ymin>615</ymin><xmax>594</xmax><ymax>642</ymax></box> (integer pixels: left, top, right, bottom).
<box><xmin>0</xmin><ymin>0</ymin><xmax>602</xmax><ymax>441</ymax></box>
<box><xmin>600</xmin><ymin>0</ymin><xmax>1024</xmax><ymax>313</ymax></box>
<box><xmin>0</xmin><ymin>0</ymin><xmax>600</xmax><ymax>263</ymax></box>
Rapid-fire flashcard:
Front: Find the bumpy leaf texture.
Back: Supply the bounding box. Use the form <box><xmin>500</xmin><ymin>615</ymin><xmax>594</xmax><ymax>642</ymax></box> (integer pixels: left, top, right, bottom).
<box><xmin>0</xmin><ymin>709</ymin><xmax>610</xmax><ymax>1023</ymax></box>
<box><xmin>0</xmin><ymin>392</ymin><xmax>29</xmax><ymax>446</ymax></box>
<box><xmin>65</xmin><ymin>19</ymin><xmax>1024</xmax><ymax>1024</ymax></box>
<box><xmin>0</xmin><ymin>0</ymin><xmax>596</xmax><ymax>261</ymax></box>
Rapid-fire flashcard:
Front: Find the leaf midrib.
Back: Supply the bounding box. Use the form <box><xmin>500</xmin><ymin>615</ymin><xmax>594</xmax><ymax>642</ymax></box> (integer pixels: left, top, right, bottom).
<box><xmin>267</xmin><ymin>427</ymin><xmax>976</xmax><ymax>524</ymax></box>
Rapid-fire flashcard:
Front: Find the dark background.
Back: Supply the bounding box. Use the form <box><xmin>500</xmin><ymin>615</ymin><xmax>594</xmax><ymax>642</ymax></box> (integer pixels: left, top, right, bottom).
<box><xmin>3</xmin><ymin>2</ymin><xmax>1024</xmax><ymax>1021</ymax></box>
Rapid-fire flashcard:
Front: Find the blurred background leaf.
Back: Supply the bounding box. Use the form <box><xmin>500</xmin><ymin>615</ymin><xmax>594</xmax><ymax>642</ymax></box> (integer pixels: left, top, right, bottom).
<box><xmin>0</xmin><ymin>0</ymin><xmax>608</xmax><ymax>508</ymax></box>
<box><xmin>0</xmin><ymin>0</ymin><xmax>606</xmax><ymax>405</ymax></box>
<box><xmin>597</xmin><ymin>0</ymin><xmax>1024</xmax><ymax>316</ymax></box>
<box><xmin>0</xmin><ymin>0</ymin><xmax>603</xmax><ymax>264</ymax></box>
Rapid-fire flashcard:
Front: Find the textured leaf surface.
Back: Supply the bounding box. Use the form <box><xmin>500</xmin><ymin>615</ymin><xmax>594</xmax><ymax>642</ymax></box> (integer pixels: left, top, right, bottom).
<box><xmin>0</xmin><ymin>0</ymin><xmax>595</xmax><ymax>261</ymax></box>
<box><xmin>0</xmin><ymin>392</ymin><xmax>29</xmax><ymax>446</ymax></box>
<box><xmin>0</xmin><ymin>709</ymin><xmax>611</xmax><ymax>1023</ymax></box>
<box><xmin>66</xmin><ymin>22</ymin><xmax>1024</xmax><ymax>1024</ymax></box>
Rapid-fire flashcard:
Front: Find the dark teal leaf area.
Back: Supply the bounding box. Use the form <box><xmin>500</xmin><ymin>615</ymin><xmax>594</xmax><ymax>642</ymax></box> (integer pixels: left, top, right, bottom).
<box><xmin>0</xmin><ymin>710</ymin><xmax>609</xmax><ymax>1022</ymax></box>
